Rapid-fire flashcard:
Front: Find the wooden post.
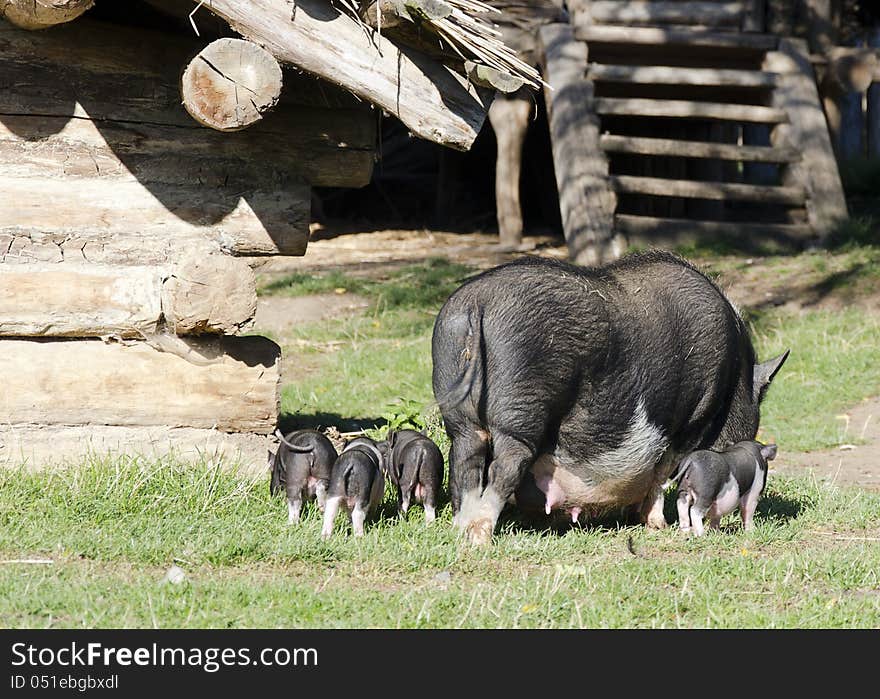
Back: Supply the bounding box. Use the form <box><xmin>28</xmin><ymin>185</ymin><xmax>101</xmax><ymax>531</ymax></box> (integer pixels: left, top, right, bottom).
<box><xmin>868</xmin><ymin>28</ymin><xmax>880</xmax><ymax>158</ymax></box>
<box><xmin>538</xmin><ymin>24</ymin><xmax>622</xmax><ymax>266</ymax></box>
<box><xmin>742</xmin><ymin>0</ymin><xmax>765</xmax><ymax>32</ymax></box>
<box><xmin>181</xmin><ymin>39</ymin><xmax>284</xmax><ymax>132</ymax></box>
<box><xmin>0</xmin><ymin>0</ymin><xmax>92</xmax><ymax>29</ymax></box>
<box><xmin>765</xmin><ymin>39</ymin><xmax>848</xmax><ymax>240</ymax></box>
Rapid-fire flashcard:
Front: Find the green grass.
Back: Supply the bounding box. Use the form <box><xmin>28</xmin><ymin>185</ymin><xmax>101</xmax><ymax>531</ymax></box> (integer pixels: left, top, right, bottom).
<box><xmin>1</xmin><ymin>459</ymin><xmax>879</xmax><ymax>628</ymax></box>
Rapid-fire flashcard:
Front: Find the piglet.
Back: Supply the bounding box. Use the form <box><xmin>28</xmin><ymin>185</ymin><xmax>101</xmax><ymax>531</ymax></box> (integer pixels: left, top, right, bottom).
<box><xmin>269</xmin><ymin>429</ymin><xmax>338</xmax><ymax>524</ymax></box>
<box><xmin>321</xmin><ymin>437</ymin><xmax>385</xmax><ymax>538</ymax></box>
<box><xmin>670</xmin><ymin>440</ymin><xmax>777</xmax><ymax>536</ymax></box>
<box><xmin>381</xmin><ymin>429</ymin><xmax>444</xmax><ymax>523</ymax></box>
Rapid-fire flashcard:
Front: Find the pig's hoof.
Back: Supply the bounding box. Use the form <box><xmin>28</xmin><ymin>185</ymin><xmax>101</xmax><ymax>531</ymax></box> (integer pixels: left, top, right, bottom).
<box><xmin>645</xmin><ymin>513</ymin><xmax>668</xmax><ymax>529</ymax></box>
<box><xmin>465</xmin><ymin>518</ymin><xmax>494</xmax><ymax>546</ymax></box>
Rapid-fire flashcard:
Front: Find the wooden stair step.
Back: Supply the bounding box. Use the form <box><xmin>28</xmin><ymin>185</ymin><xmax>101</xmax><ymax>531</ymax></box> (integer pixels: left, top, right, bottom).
<box><xmin>615</xmin><ymin>214</ymin><xmax>813</xmax><ymax>248</ymax></box>
<box><xmin>574</xmin><ymin>24</ymin><xmax>779</xmax><ymax>52</ymax></box>
<box><xmin>595</xmin><ymin>97</ymin><xmax>788</xmax><ymax>123</ymax></box>
<box><xmin>610</xmin><ymin>175</ymin><xmax>806</xmax><ymax>205</ymax></box>
<box><xmin>586</xmin><ymin>2</ymin><xmax>745</xmax><ymax>28</ymax></box>
<box><xmin>600</xmin><ymin>135</ymin><xmax>800</xmax><ymax>163</ymax></box>
<box><xmin>588</xmin><ymin>64</ymin><xmax>778</xmax><ymax>88</ymax></box>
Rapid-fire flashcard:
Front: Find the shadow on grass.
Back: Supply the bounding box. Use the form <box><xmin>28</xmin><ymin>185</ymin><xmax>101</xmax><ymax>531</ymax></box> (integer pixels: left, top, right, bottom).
<box><xmin>278</xmin><ymin>411</ymin><xmax>385</xmax><ymax>434</ymax></box>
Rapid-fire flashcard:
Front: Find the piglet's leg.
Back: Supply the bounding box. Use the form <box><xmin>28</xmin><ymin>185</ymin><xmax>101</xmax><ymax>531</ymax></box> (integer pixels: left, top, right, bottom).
<box><xmin>689</xmin><ymin>504</ymin><xmax>709</xmax><ymax>537</ymax></box>
<box><xmin>287</xmin><ymin>497</ymin><xmax>303</xmax><ymax>525</ymax></box>
<box><xmin>424</xmin><ymin>504</ymin><xmax>437</xmax><ymax>524</ymax></box>
<box><xmin>351</xmin><ymin>503</ymin><xmax>368</xmax><ymax>537</ymax></box>
<box><xmin>676</xmin><ymin>491</ymin><xmax>692</xmax><ymax>532</ymax></box>
<box><xmin>315</xmin><ymin>481</ymin><xmax>328</xmax><ymax>512</ymax></box>
<box><xmin>321</xmin><ymin>496</ymin><xmax>343</xmax><ymax>540</ymax></box>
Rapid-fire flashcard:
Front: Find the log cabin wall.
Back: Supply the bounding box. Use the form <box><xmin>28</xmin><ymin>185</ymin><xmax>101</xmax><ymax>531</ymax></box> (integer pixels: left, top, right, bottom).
<box><xmin>0</xmin><ymin>10</ymin><xmax>376</xmax><ymax>468</ymax></box>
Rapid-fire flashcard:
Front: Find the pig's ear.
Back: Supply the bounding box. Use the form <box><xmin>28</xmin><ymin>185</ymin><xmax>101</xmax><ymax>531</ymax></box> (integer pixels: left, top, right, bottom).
<box><xmin>753</xmin><ymin>349</ymin><xmax>790</xmax><ymax>403</ymax></box>
<box><xmin>760</xmin><ymin>444</ymin><xmax>777</xmax><ymax>461</ymax></box>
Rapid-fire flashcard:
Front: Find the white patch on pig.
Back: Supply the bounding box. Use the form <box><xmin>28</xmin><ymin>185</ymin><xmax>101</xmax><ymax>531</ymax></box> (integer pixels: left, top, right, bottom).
<box><xmin>287</xmin><ymin>499</ymin><xmax>302</xmax><ymax>525</ymax></box>
<box><xmin>708</xmin><ymin>474</ymin><xmax>740</xmax><ymax>523</ymax></box>
<box><xmin>533</xmin><ymin>399</ymin><xmax>669</xmax><ymax>512</ymax></box>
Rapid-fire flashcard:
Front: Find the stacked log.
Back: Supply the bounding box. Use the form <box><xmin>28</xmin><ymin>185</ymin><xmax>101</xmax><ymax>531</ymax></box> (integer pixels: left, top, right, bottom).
<box><xmin>0</xmin><ymin>16</ymin><xmax>376</xmax><ymax>466</ymax></box>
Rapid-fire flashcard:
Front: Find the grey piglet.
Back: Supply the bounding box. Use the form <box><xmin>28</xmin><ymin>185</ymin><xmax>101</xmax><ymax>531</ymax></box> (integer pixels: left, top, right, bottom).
<box><xmin>269</xmin><ymin>429</ymin><xmax>338</xmax><ymax>524</ymax></box>
<box><xmin>381</xmin><ymin>429</ymin><xmax>444</xmax><ymax>523</ymax></box>
<box><xmin>669</xmin><ymin>440</ymin><xmax>777</xmax><ymax>536</ymax></box>
<box><xmin>321</xmin><ymin>437</ymin><xmax>386</xmax><ymax>538</ymax></box>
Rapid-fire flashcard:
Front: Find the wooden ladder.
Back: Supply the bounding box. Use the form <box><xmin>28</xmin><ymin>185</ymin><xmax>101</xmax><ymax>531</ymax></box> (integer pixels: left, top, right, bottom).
<box><xmin>538</xmin><ymin>0</ymin><xmax>848</xmax><ymax>258</ymax></box>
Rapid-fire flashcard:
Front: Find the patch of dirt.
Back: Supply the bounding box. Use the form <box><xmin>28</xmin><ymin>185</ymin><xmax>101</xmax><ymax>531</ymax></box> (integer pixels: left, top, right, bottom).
<box><xmin>773</xmin><ymin>396</ymin><xmax>880</xmax><ymax>491</ymax></box>
<box><xmin>254</xmin><ymin>293</ymin><xmax>369</xmax><ymax>334</ymax></box>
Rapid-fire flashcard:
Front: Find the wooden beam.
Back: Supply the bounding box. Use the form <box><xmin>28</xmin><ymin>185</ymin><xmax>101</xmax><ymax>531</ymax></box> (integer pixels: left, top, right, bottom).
<box><xmin>586</xmin><ymin>2</ymin><xmax>744</xmax><ymax>27</ymax></box>
<box><xmin>615</xmin><ymin>214</ymin><xmax>812</xmax><ymax>250</ymax></box>
<box><xmin>197</xmin><ymin>0</ymin><xmax>493</xmax><ymax>150</ymax></box>
<box><xmin>600</xmin><ymin>135</ymin><xmax>800</xmax><ymax>163</ymax></box>
<box><xmin>181</xmin><ymin>39</ymin><xmax>284</xmax><ymax>132</ymax></box>
<box><xmin>574</xmin><ymin>24</ymin><xmax>779</xmax><ymax>51</ymax></box>
<box><xmin>0</xmin><ymin>336</ymin><xmax>281</xmax><ymax>433</ymax></box>
<box><xmin>0</xmin><ymin>256</ymin><xmax>257</xmax><ymax>338</ymax></box>
<box><xmin>595</xmin><ymin>98</ymin><xmax>789</xmax><ymax>124</ymax></box>
<box><xmin>538</xmin><ymin>23</ymin><xmax>622</xmax><ymax>266</ymax></box>
<box><xmin>765</xmin><ymin>39</ymin><xmax>848</xmax><ymax>238</ymax></box>
<box><xmin>0</xmin><ymin>0</ymin><xmax>92</xmax><ymax>29</ymax></box>
<box><xmin>610</xmin><ymin>175</ymin><xmax>806</xmax><ymax>205</ymax></box>
<box><xmin>588</xmin><ymin>64</ymin><xmax>778</xmax><ymax>88</ymax></box>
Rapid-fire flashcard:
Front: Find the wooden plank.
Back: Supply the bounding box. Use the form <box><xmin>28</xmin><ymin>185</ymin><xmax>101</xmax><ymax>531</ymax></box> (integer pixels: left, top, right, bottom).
<box><xmin>198</xmin><ymin>0</ymin><xmax>493</xmax><ymax>150</ymax></box>
<box><xmin>0</xmin><ymin>20</ymin><xmax>375</xmax><ymax>188</ymax></box>
<box><xmin>538</xmin><ymin>23</ymin><xmax>622</xmax><ymax>266</ymax></box>
<box><xmin>600</xmin><ymin>135</ymin><xmax>800</xmax><ymax>163</ymax></box>
<box><xmin>574</xmin><ymin>24</ymin><xmax>779</xmax><ymax>51</ymax></box>
<box><xmin>595</xmin><ymin>98</ymin><xmax>788</xmax><ymax>123</ymax></box>
<box><xmin>0</xmin><ymin>174</ymin><xmax>310</xmax><ymax>260</ymax></box>
<box><xmin>0</xmin><ymin>256</ymin><xmax>257</xmax><ymax>337</ymax></box>
<box><xmin>0</xmin><ymin>337</ymin><xmax>280</xmax><ymax>433</ymax></box>
<box><xmin>587</xmin><ymin>2</ymin><xmax>744</xmax><ymax>27</ymax></box>
<box><xmin>588</xmin><ymin>64</ymin><xmax>778</xmax><ymax>88</ymax></box>
<box><xmin>764</xmin><ymin>40</ymin><xmax>848</xmax><ymax>237</ymax></box>
<box><xmin>610</xmin><ymin>175</ymin><xmax>806</xmax><ymax>204</ymax></box>
<box><xmin>615</xmin><ymin>214</ymin><xmax>812</xmax><ymax>249</ymax></box>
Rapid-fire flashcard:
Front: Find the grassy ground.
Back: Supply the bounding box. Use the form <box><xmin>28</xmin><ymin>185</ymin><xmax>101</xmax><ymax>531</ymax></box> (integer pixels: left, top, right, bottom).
<box><xmin>1</xmin><ymin>459</ymin><xmax>878</xmax><ymax>628</ymax></box>
<box><xmin>3</xmin><ymin>246</ymin><xmax>879</xmax><ymax>629</ymax></box>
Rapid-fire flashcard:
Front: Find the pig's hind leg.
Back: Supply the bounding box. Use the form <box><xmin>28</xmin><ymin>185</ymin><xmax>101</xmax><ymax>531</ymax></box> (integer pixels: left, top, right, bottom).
<box><xmin>740</xmin><ymin>463</ymin><xmax>766</xmax><ymax>532</ymax></box>
<box><xmin>676</xmin><ymin>490</ymin><xmax>693</xmax><ymax>532</ymax></box>
<box><xmin>321</xmin><ymin>496</ymin><xmax>343</xmax><ymax>539</ymax></box>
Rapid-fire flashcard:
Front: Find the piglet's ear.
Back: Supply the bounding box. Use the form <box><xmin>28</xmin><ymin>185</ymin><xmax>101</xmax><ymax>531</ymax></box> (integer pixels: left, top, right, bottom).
<box><xmin>760</xmin><ymin>444</ymin><xmax>777</xmax><ymax>461</ymax></box>
<box><xmin>753</xmin><ymin>349</ymin><xmax>790</xmax><ymax>403</ymax></box>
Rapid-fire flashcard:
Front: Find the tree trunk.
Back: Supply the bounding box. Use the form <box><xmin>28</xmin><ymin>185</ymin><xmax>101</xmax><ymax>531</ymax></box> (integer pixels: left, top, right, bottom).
<box><xmin>0</xmin><ymin>0</ymin><xmax>92</xmax><ymax>30</ymax></box>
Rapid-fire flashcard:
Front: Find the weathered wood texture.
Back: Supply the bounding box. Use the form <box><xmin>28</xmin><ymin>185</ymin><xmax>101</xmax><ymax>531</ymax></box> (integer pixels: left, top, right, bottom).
<box><xmin>765</xmin><ymin>40</ymin><xmax>848</xmax><ymax>237</ymax></box>
<box><xmin>193</xmin><ymin>0</ymin><xmax>492</xmax><ymax>150</ymax></box>
<box><xmin>181</xmin><ymin>39</ymin><xmax>284</xmax><ymax>132</ymax></box>
<box><xmin>0</xmin><ymin>0</ymin><xmax>92</xmax><ymax>29</ymax></box>
<box><xmin>0</xmin><ymin>255</ymin><xmax>257</xmax><ymax>337</ymax></box>
<box><xmin>615</xmin><ymin>214</ymin><xmax>811</xmax><ymax>250</ymax></box>
<box><xmin>574</xmin><ymin>24</ymin><xmax>779</xmax><ymax>52</ymax></box>
<box><xmin>595</xmin><ymin>98</ymin><xmax>788</xmax><ymax>123</ymax></box>
<box><xmin>610</xmin><ymin>175</ymin><xmax>806</xmax><ymax>205</ymax></box>
<box><xmin>0</xmin><ymin>336</ymin><xmax>281</xmax><ymax>432</ymax></box>
<box><xmin>539</xmin><ymin>24</ymin><xmax>621</xmax><ymax>266</ymax></box>
<box><xmin>0</xmin><ymin>424</ymin><xmax>271</xmax><ymax>474</ymax></box>
<box><xmin>600</xmin><ymin>134</ymin><xmax>800</xmax><ymax>163</ymax></box>
<box><xmin>588</xmin><ymin>64</ymin><xmax>778</xmax><ymax>88</ymax></box>
<box><xmin>0</xmin><ymin>17</ymin><xmax>374</xmax><ymax>209</ymax></box>
<box><xmin>585</xmin><ymin>2</ymin><xmax>745</xmax><ymax>27</ymax></box>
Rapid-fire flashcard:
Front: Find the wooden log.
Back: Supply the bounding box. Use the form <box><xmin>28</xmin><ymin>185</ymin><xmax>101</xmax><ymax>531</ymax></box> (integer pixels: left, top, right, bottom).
<box><xmin>0</xmin><ymin>19</ymin><xmax>374</xmax><ymax>189</ymax></box>
<box><xmin>187</xmin><ymin>0</ymin><xmax>493</xmax><ymax>150</ymax></box>
<box><xmin>614</xmin><ymin>214</ymin><xmax>812</xmax><ymax>250</ymax></box>
<box><xmin>600</xmin><ymin>135</ymin><xmax>800</xmax><ymax>163</ymax></box>
<box><xmin>586</xmin><ymin>2</ymin><xmax>744</xmax><ymax>27</ymax></box>
<box><xmin>610</xmin><ymin>175</ymin><xmax>806</xmax><ymax>205</ymax></box>
<box><xmin>588</xmin><ymin>64</ymin><xmax>778</xmax><ymax>88</ymax></box>
<box><xmin>574</xmin><ymin>24</ymin><xmax>779</xmax><ymax>52</ymax></box>
<box><xmin>869</xmin><ymin>29</ymin><xmax>880</xmax><ymax>158</ymax></box>
<box><xmin>0</xmin><ymin>0</ymin><xmax>92</xmax><ymax>29</ymax></box>
<box><xmin>0</xmin><ymin>256</ymin><xmax>257</xmax><ymax>337</ymax></box>
<box><xmin>0</xmin><ymin>336</ymin><xmax>281</xmax><ymax>433</ymax></box>
<box><xmin>0</xmin><ymin>424</ymin><xmax>272</xmax><ymax>474</ymax></box>
<box><xmin>595</xmin><ymin>98</ymin><xmax>788</xmax><ymax>124</ymax></box>
<box><xmin>360</xmin><ymin>0</ymin><xmax>406</xmax><ymax>29</ymax></box>
<box><xmin>466</xmin><ymin>61</ymin><xmax>525</xmax><ymax>94</ymax></box>
<box><xmin>538</xmin><ymin>24</ymin><xmax>622</xmax><ymax>266</ymax></box>
<box><xmin>765</xmin><ymin>40</ymin><xmax>848</xmax><ymax>238</ymax></box>
<box><xmin>180</xmin><ymin>39</ymin><xmax>284</xmax><ymax>133</ymax></box>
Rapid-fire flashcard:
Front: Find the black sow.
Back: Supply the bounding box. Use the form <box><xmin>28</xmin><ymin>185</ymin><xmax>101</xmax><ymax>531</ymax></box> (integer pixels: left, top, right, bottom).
<box><xmin>432</xmin><ymin>252</ymin><xmax>788</xmax><ymax>544</ymax></box>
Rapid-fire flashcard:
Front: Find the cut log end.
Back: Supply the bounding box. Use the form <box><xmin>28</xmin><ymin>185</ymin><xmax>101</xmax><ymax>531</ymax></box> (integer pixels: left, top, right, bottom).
<box><xmin>181</xmin><ymin>38</ymin><xmax>283</xmax><ymax>132</ymax></box>
<box><xmin>465</xmin><ymin>61</ymin><xmax>525</xmax><ymax>94</ymax></box>
<box><xmin>0</xmin><ymin>0</ymin><xmax>93</xmax><ymax>30</ymax></box>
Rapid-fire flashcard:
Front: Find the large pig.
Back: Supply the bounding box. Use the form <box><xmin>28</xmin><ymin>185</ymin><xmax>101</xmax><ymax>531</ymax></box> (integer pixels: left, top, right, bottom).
<box><xmin>432</xmin><ymin>252</ymin><xmax>789</xmax><ymax>544</ymax></box>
